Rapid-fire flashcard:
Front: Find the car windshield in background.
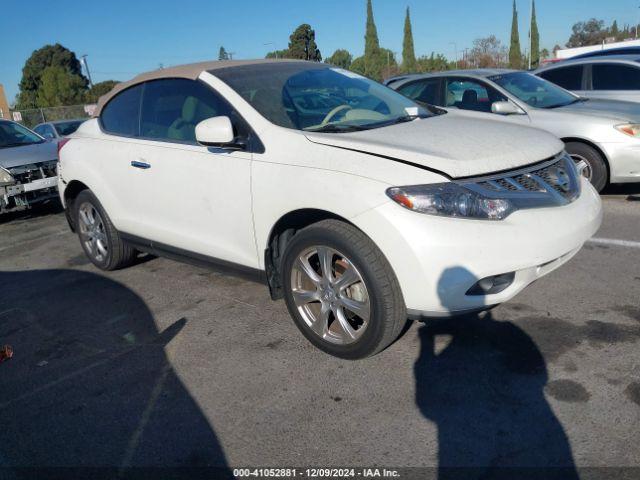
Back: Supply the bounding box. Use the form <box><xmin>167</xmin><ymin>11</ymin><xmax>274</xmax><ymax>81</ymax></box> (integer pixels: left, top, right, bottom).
<box><xmin>488</xmin><ymin>72</ymin><xmax>579</xmax><ymax>109</ymax></box>
<box><xmin>214</xmin><ymin>63</ymin><xmax>430</xmax><ymax>132</ymax></box>
<box><xmin>54</xmin><ymin>120</ymin><xmax>84</xmax><ymax>136</ymax></box>
<box><xmin>0</xmin><ymin>121</ymin><xmax>44</xmax><ymax>148</ymax></box>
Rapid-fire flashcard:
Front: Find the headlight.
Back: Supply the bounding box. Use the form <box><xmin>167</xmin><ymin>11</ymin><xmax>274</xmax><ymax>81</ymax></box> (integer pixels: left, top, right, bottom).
<box><xmin>0</xmin><ymin>167</ymin><xmax>15</xmax><ymax>186</ymax></box>
<box><xmin>615</xmin><ymin>124</ymin><xmax>640</xmax><ymax>138</ymax></box>
<box><xmin>386</xmin><ymin>183</ymin><xmax>516</xmax><ymax>220</ymax></box>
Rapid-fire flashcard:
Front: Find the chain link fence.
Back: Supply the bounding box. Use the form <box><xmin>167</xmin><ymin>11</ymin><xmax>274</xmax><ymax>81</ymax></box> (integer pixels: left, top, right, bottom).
<box><xmin>11</xmin><ymin>104</ymin><xmax>96</xmax><ymax>129</ymax></box>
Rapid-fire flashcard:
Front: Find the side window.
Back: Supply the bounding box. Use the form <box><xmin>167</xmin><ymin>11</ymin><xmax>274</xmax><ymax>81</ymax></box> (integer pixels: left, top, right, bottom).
<box><xmin>445</xmin><ymin>78</ymin><xmax>506</xmax><ymax>112</ymax></box>
<box><xmin>538</xmin><ymin>66</ymin><xmax>583</xmax><ymax>90</ymax></box>
<box><xmin>397</xmin><ymin>79</ymin><xmax>441</xmax><ymax>106</ymax></box>
<box><xmin>592</xmin><ymin>64</ymin><xmax>640</xmax><ymax>90</ymax></box>
<box><xmin>140</xmin><ymin>78</ymin><xmax>234</xmax><ymax>143</ymax></box>
<box><xmin>101</xmin><ymin>84</ymin><xmax>143</xmax><ymax>136</ymax></box>
<box><xmin>35</xmin><ymin>124</ymin><xmax>55</xmax><ymax>139</ymax></box>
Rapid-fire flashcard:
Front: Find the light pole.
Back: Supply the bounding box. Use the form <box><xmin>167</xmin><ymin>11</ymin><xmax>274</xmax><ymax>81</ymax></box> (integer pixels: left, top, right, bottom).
<box><xmin>449</xmin><ymin>42</ymin><xmax>458</xmax><ymax>68</ymax></box>
<box><xmin>81</xmin><ymin>54</ymin><xmax>93</xmax><ymax>88</ymax></box>
<box><xmin>528</xmin><ymin>0</ymin><xmax>534</xmax><ymax>70</ymax></box>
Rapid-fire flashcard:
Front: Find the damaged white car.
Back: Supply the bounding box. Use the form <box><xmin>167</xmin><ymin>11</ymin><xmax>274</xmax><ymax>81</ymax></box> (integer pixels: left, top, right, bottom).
<box><xmin>0</xmin><ymin>119</ymin><xmax>59</xmax><ymax>214</ymax></box>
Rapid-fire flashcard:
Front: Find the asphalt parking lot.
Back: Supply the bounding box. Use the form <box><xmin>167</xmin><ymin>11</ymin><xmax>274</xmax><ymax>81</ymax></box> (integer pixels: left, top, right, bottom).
<box><xmin>0</xmin><ymin>187</ymin><xmax>639</xmax><ymax>478</ymax></box>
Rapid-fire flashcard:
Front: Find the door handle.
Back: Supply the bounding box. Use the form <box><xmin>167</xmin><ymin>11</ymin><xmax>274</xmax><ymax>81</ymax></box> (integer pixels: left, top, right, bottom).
<box><xmin>131</xmin><ymin>160</ymin><xmax>151</xmax><ymax>169</ymax></box>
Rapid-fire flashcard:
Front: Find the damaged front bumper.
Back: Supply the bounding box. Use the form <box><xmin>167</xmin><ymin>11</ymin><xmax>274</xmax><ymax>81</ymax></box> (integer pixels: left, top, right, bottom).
<box><xmin>0</xmin><ymin>160</ymin><xmax>59</xmax><ymax>214</ymax></box>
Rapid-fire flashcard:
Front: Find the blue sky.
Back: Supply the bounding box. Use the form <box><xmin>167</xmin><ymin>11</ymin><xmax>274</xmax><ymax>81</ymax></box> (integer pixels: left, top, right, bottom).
<box><xmin>1</xmin><ymin>0</ymin><xmax>639</xmax><ymax>102</ymax></box>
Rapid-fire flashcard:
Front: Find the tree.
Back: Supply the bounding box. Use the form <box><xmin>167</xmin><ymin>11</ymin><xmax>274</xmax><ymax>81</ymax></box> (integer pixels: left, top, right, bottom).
<box><xmin>85</xmin><ymin>80</ymin><xmax>119</xmax><ymax>103</ymax></box>
<box><xmin>530</xmin><ymin>0</ymin><xmax>540</xmax><ymax>68</ymax></box>
<box><xmin>509</xmin><ymin>0</ymin><xmax>522</xmax><ymax>69</ymax></box>
<box><xmin>325</xmin><ymin>49</ymin><xmax>353</xmax><ymax>69</ymax></box>
<box><xmin>553</xmin><ymin>44</ymin><xmax>562</xmax><ymax>57</ymax></box>
<box><xmin>364</xmin><ymin>0</ymin><xmax>381</xmax><ymax>78</ymax></box>
<box><xmin>470</xmin><ymin>35</ymin><xmax>508</xmax><ymax>68</ymax></box>
<box><xmin>349</xmin><ymin>56</ymin><xmax>366</xmax><ymax>75</ymax></box>
<box><xmin>36</xmin><ymin>66</ymin><xmax>87</xmax><ymax>107</ymax></box>
<box><xmin>379</xmin><ymin>48</ymin><xmax>399</xmax><ymax>79</ymax></box>
<box><xmin>416</xmin><ymin>53</ymin><xmax>452</xmax><ymax>73</ymax></box>
<box><xmin>611</xmin><ymin>20</ymin><xmax>620</xmax><ymax>40</ymax></box>
<box><xmin>218</xmin><ymin>46</ymin><xmax>229</xmax><ymax>61</ymax></box>
<box><xmin>401</xmin><ymin>7</ymin><xmax>417</xmax><ymax>73</ymax></box>
<box><xmin>566</xmin><ymin>19</ymin><xmax>606</xmax><ymax>48</ymax></box>
<box><xmin>540</xmin><ymin>48</ymin><xmax>550</xmax><ymax>60</ymax></box>
<box><xmin>287</xmin><ymin>24</ymin><xmax>322</xmax><ymax>61</ymax></box>
<box><xmin>265</xmin><ymin>49</ymin><xmax>289</xmax><ymax>59</ymax></box>
<box><xmin>17</xmin><ymin>43</ymin><xmax>88</xmax><ymax>109</ymax></box>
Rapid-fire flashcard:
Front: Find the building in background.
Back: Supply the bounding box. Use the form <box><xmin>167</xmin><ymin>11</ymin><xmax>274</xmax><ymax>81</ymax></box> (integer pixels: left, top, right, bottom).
<box><xmin>0</xmin><ymin>84</ymin><xmax>11</xmax><ymax>120</ymax></box>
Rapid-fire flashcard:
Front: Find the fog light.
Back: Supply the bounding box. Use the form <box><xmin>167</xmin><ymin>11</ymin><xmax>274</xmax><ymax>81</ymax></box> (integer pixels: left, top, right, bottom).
<box><xmin>466</xmin><ymin>272</ymin><xmax>515</xmax><ymax>296</ymax></box>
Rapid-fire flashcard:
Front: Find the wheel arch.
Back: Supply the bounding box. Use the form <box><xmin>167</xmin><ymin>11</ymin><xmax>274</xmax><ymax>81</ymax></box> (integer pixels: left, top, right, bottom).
<box><xmin>62</xmin><ymin>180</ymin><xmax>90</xmax><ymax>232</ymax></box>
<box><xmin>561</xmin><ymin>137</ymin><xmax>611</xmax><ymax>179</ymax></box>
<box><xmin>264</xmin><ymin>208</ymin><xmax>358</xmax><ymax>300</ymax></box>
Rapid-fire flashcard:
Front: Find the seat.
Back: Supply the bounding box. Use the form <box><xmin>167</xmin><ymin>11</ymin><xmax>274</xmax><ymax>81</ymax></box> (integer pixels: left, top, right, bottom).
<box><xmin>167</xmin><ymin>96</ymin><xmax>217</xmax><ymax>142</ymax></box>
<box><xmin>460</xmin><ymin>89</ymin><xmax>480</xmax><ymax>110</ymax></box>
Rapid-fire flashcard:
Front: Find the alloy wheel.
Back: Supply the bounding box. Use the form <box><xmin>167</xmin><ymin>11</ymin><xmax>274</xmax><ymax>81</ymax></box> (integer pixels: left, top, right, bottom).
<box><xmin>78</xmin><ymin>202</ymin><xmax>109</xmax><ymax>263</ymax></box>
<box><xmin>290</xmin><ymin>246</ymin><xmax>371</xmax><ymax>345</ymax></box>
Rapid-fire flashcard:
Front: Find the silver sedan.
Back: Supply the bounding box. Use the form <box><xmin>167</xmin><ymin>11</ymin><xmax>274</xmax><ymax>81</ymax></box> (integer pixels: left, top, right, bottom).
<box><xmin>387</xmin><ymin>69</ymin><xmax>640</xmax><ymax>192</ymax></box>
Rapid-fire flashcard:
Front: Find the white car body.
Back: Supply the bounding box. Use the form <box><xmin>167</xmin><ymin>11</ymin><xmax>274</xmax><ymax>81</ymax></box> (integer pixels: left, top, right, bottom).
<box><xmin>58</xmin><ymin>60</ymin><xmax>601</xmax><ymax>345</ymax></box>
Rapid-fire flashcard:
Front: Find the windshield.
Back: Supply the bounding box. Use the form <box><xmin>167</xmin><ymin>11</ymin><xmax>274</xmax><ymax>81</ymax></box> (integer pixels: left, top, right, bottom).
<box><xmin>0</xmin><ymin>121</ymin><xmax>44</xmax><ymax>148</ymax></box>
<box><xmin>54</xmin><ymin>120</ymin><xmax>84</xmax><ymax>136</ymax></box>
<box><xmin>488</xmin><ymin>72</ymin><xmax>579</xmax><ymax>109</ymax></box>
<box><xmin>214</xmin><ymin>63</ymin><xmax>430</xmax><ymax>132</ymax></box>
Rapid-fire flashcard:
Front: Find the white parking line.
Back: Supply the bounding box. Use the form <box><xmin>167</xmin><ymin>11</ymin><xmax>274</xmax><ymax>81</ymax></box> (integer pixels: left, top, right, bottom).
<box><xmin>588</xmin><ymin>238</ymin><xmax>640</xmax><ymax>249</ymax></box>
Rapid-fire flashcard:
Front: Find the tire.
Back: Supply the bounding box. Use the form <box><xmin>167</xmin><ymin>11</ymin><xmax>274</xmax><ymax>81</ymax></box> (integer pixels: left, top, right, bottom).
<box><xmin>282</xmin><ymin>219</ymin><xmax>407</xmax><ymax>360</ymax></box>
<box><xmin>565</xmin><ymin>142</ymin><xmax>608</xmax><ymax>193</ymax></box>
<box><xmin>74</xmin><ymin>190</ymin><xmax>136</xmax><ymax>271</ymax></box>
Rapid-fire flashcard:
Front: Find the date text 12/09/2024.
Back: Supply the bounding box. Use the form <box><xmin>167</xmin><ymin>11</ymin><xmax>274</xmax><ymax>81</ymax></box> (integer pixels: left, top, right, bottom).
<box><xmin>233</xmin><ymin>468</ymin><xmax>401</xmax><ymax>478</ymax></box>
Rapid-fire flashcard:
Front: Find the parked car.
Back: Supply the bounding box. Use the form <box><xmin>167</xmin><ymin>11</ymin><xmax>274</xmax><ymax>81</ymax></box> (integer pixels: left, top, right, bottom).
<box><xmin>58</xmin><ymin>60</ymin><xmax>601</xmax><ymax>359</ymax></box>
<box><xmin>0</xmin><ymin>119</ymin><xmax>59</xmax><ymax>214</ymax></box>
<box><xmin>389</xmin><ymin>69</ymin><xmax>640</xmax><ymax>191</ymax></box>
<box><xmin>34</xmin><ymin>119</ymin><xmax>86</xmax><ymax>142</ymax></box>
<box><xmin>569</xmin><ymin>46</ymin><xmax>640</xmax><ymax>60</ymax></box>
<box><xmin>535</xmin><ymin>56</ymin><xmax>640</xmax><ymax>103</ymax></box>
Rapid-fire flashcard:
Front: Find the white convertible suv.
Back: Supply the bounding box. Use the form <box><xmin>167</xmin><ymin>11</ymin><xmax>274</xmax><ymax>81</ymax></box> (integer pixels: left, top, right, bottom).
<box><xmin>58</xmin><ymin>60</ymin><xmax>602</xmax><ymax>359</ymax></box>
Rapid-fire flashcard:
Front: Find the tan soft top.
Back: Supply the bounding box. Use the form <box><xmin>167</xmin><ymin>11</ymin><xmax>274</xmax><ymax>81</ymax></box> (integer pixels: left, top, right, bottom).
<box><xmin>94</xmin><ymin>59</ymin><xmax>309</xmax><ymax>117</ymax></box>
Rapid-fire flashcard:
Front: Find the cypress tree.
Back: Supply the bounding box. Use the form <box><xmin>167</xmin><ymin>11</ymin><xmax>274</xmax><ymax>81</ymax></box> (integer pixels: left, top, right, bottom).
<box><xmin>530</xmin><ymin>0</ymin><xmax>540</xmax><ymax>68</ymax></box>
<box><xmin>402</xmin><ymin>7</ymin><xmax>417</xmax><ymax>73</ymax></box>
<box><xmin>364</xmin><ymin>0</ymin><xmax>382</xmax><ymax>78</ymax></box>
<box><xmin>509</xmin><ymin>0</ymin><xmax>522</xmax><ymax>69</ymax></box>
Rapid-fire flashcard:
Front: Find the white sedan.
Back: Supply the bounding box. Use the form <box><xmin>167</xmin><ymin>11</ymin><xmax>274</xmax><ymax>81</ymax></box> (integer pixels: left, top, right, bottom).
<box><xmin>58</xmin><ymin>60</ymin><xmax>602</xmax><ymax>359</ymax></box>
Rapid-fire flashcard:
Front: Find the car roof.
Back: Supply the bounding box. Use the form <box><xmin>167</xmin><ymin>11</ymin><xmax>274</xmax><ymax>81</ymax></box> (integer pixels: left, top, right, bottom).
<box><xmin>392</xmin><ymin>69</ymin><xmax>518</xmax><ymax>84</ymax></box>
<box><xmin>536</xmin><ymin>55</ymin><xmax>640</xmax><ymax>71</ymax></box>
<box><xmin>94</xmin><ymin>59</ymin><xmax>310</xmax><ymax>117</ymax></box>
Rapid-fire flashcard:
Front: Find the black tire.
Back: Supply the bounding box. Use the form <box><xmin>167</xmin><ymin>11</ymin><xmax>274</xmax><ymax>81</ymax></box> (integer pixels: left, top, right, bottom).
<box><xmin>74</xmin><ymin>190</ymin><xmax>136</xmax><ymax>271</ymax></box>
<box><xmin>565</xmin><ymin>141</ymin><xmax>608</xmax><ymax>193</ymax></box>
<box><xmin>282</xmin><ymin>219</ymin><xmax>407</xmax><ymax>360</ymax></box>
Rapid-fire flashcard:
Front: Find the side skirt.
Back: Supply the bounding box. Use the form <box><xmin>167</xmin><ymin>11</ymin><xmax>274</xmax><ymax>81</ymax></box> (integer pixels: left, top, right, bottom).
<box><xmin>120</xmin><ymin>232</ymin><xmax>268</xmax><ymax>286</ymax></box>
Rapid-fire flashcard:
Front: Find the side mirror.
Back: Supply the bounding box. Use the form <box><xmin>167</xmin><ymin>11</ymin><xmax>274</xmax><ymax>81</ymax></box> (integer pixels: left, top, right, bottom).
<box><xmin>491</xmin><ymin>101</ymin><xmax>522</xmax><ymax>115</ymax></box>
<box><xmin>195</xmin><ymin>116</ymin><xmax>240</xmax><ymax>148</ymax></box>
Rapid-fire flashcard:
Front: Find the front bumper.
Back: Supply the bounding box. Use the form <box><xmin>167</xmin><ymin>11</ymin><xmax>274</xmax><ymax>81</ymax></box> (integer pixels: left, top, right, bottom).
<box><xmin>0</xmin><ymin>176</ymin><xmax>59</xmax><ymax>213</ymax></box>
<box><xmin>352</xmin><ymin>178</ymin><xmax>603</xmax><ymax>316</ymax></box>
<box><xmin>599</xmin><ymin>140</ymin><xmax>640</xmax><ymax>183</ymax></box>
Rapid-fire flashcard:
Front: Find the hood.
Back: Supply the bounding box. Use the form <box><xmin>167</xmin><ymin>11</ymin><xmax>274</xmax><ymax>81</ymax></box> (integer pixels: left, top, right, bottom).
<box><xmin>555</xmin><ymin>98</ymin><xmax>640</xmax><ymax>123</ymax></box>
<box><xmin>305</xmin><ymin>114</ymin><xmax>563</xmax><ymax>178</ymax></box>
<box><xmin>0</xmin><ymin>141</ymin><xmax>57</xmax><ymax>170</ymax></box>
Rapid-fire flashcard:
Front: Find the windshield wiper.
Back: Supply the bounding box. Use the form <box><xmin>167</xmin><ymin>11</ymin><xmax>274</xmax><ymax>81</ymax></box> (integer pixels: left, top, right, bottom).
<box><xmin>305</xmin><ymin>124</ymin><xmax>368</xmax><ymax>133</ymax></box>
<box><xmin>0</xmin><ymin>142</ymin><xmax>30</xmax><ymax>148</ymax></box>
<box><xmin>545</xmin><ymin>97</ymin><xmax>585</xmax><ymax>109</ymax></box>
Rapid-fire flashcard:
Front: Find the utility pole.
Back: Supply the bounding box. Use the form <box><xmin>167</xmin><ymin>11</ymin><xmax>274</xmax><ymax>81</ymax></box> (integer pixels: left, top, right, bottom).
<box><xmin>264</xmin><ymin>42</ymin><xmax>277</xmax><ymax>58</ymax></box>
<box><xmin>81</xmin><ymin>55</ymin><xmax>93</xmax><ymax>88</ymax></box>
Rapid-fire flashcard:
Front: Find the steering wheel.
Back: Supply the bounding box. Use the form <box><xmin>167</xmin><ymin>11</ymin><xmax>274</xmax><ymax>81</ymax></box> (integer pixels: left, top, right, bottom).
<box><xmin>320</xmin><ymin>105</ymin><xmax>353</xmax><ymax>126</ymax></box>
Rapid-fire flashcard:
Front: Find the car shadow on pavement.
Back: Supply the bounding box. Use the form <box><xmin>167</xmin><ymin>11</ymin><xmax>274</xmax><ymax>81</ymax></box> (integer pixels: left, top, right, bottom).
<box><xmin>414</xmin><ymin>267</ymin><xmax>579</xmax><ymax>480</ymax></box>
<box><xmin>602</xmin><ymin>183</ymin><xmax>640</xmax><ymax>200</ymax></box>
<box><xmin>0</xmin><ymin>268</ymin><xmax>232</xmax><ymax>479</ymax></box>
<box><xmin>0</xmin><ymin>200</ymin><xmax>64</xmax><ymax>225</ymax></box>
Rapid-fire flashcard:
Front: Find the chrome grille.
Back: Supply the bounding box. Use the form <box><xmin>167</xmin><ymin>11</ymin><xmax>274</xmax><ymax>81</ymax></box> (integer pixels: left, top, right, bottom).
<box><xmin>461</xmin><ymin>153</ymin><xmax>582</xmax><ymax>210</ymax></box>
